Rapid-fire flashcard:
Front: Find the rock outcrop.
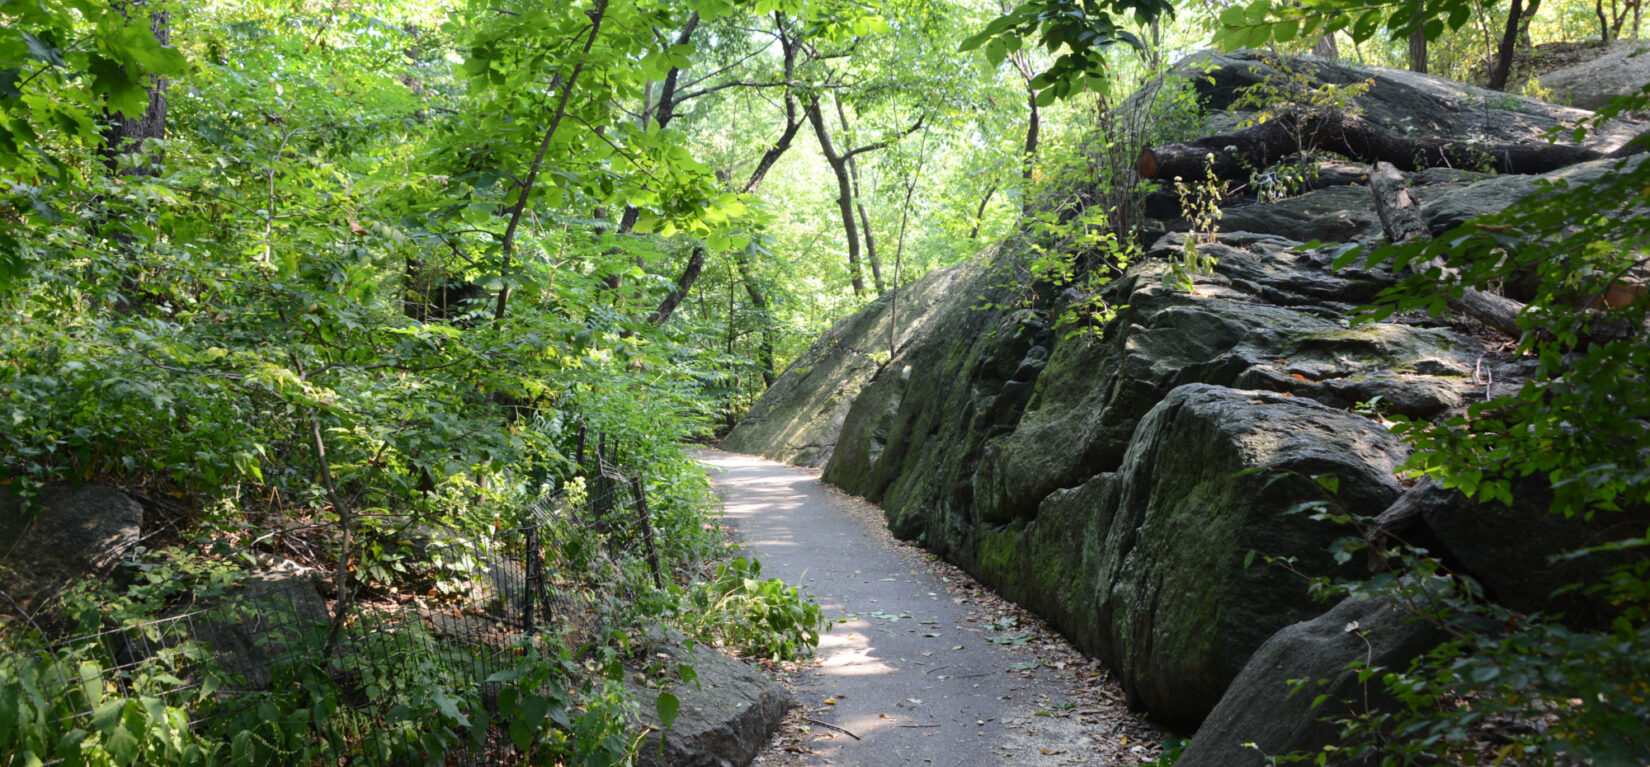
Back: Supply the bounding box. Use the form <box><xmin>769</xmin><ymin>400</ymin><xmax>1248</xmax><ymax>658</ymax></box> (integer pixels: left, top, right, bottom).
<box><xmin>721</xmin><ymin>52</ymin><xmax>1649</xmax><ymax>755</ymax></box>
<box><xmin>1178</xmin><ymin>589</ymin><xmax>1449</xmax><ymax>767</ymax></box>
<box><xmin>0</xmin><ymin>483</ymin><xmax>142</xmax><ymax>620</ymax></box>
<box><xmin>721</xmin><ymin>257</ymin><xmax>974</xmax><ymax>467</ymax></box>
<box><xmin>630</xmin><ymin>633</ymin><xmax>792</xmax><ymax>767</ymax></box>
<box><xmin>1536</xmin><ymin>39</ymin><xmax>1650</xmax><ymax>112</ymax></box>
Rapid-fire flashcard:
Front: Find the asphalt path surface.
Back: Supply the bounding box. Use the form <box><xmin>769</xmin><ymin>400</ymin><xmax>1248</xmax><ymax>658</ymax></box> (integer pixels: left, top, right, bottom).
<box><xmin>702</xmin><ymin>448</ymin><xmax>1162</xmax><ymax>767</ymax></box>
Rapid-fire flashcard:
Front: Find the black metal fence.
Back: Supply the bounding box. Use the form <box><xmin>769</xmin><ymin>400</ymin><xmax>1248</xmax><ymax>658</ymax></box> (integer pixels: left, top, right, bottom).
<box><xmin>4</xmin><ymin>455</ymin><xmax>667</xmax><ymax>766</ymax></box>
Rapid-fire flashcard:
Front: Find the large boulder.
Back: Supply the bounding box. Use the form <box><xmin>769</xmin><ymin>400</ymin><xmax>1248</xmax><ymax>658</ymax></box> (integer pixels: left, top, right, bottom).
<box><xmin>0</xmin><ymin>483</ymin><xmax>142</xmax><ymax>620</ymax></box>
<box><xmin>971</xmin><ymin>233</ymin><xmax>1475</xmax><ymax>531</ymax></box>
<box><xmin>1178</xmin><ymin>591</ymin><xmax>1449</xmax><ymax>767</ymax></box>
<box><xmin>178</xmin><ymin>569</ymin><xmax>332</xmax><ymax>690</ymax></box>
<box><xmin>1404</xmin><ymin>479</ymin><xmax>1650</xmax><ymax>628</ymax></box>
<box><xmin>1536</xmin><ymin>40</ymin><xmax>1650</xmax><ymax>112</ymax></box>
<box><xmin>631</xmin><ymin>635</ymin><xmax>792</xmax><ymax>767</ymax></box>
<box><xmin>1092</xmin><ymin>385</ymin><xmax>1407</xmax><ymax>724</ymax></box>
<box><xmin>1197</xmin><ymin>166</ymin><xmax>1480</xmax><ymax>244</ymax></box>
<box><xmin>1180</xmin><ymin>50</ymin><xmax>1647</xmax><ymax>155</ymax></box>
<box><xmin>1422</xmin><ymin>154</ymin><xmax>1650</xmax><ymax>236</ymax></box>
<box><xmin>720</xmin><ymin>256</ymin><xmax>972</xmax><ymax>467</ymax></box>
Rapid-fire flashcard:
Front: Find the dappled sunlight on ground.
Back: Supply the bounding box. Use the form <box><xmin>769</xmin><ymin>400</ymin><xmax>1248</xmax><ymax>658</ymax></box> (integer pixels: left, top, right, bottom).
<box><xmin>700</xmin><ymin>447</ymin><xmax>1165</xmax><ymax>766</ymax></box>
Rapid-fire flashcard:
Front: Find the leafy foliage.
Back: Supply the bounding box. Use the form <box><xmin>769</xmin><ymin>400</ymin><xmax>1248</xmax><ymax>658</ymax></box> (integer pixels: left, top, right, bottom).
<box><xmin>961</xmin><ymin>0</ymin><xmax>1177</xmax><ymax>105</ymax></box>
<box><xmin>665</xmin><ymin>556</ymin><xmax>825</xmax><ymax>660</ymax></box>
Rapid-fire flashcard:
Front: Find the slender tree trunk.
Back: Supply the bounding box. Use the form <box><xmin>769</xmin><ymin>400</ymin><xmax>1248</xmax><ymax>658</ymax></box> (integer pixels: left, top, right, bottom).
<box><xmin>1008</xmin><ymin>51</ymin><xmax>1040</xmax><ymax>214</ymax></box>
<box><xmin>609</xmin><ymin>11</ymin><xmax>699</xmax><ymax>302</ymax></box>
<box><xmin>1311</xmin><ymin>33</ymin><xmax>1339</xmax><ymax>59</ymax></box>
<box><xmin>101</xmin><ymin>9</ymin><xmax>169</xmax><ymax>176</ymax></box>
<box><xmin>969</xmin><ymin>179</ymin><xmax>999</xmax><ymax>240</ymax></box>
<box><xmin>1409</xmin><ymin>29</ymin><xmax>1429</xmax><ymax>73</ymax></box>
<box><xmin>1520</xmin><ymin>0</ymin><xmax>1542</xmax><ymax>48</ymax></box>
<box><xmin>1489</xmin><ymin>0</ymin><xmax>1526</xmax><ymax>91</ymax></box>
<box><xmin>698</xmin><ymin>11</ymin><xmax>805</xmax><ymax>377</ymax></box>
<box><xmin>1611</xmin><ymin>0</ymin><xmax>1633</xmax><ymax>36</ymax></box>
<box><xmin>836</xmin><ymin>98</ymin><xmax>884</xmax><ymax>291</ymax></box>
<box><xmin>732</xmin><ymin>250</ymin><xmax>776</xmax><ymax>386</ymax></box>
<box><xmin>890</xmin><ymin>133</ymin><xmax>929</xmax><ymax>358</ymax></box>
<box><xmin>648</xmin><ymin>246</ymin><xmax>704</xmax><ymax>325</ymax></box>
<box><xmin>807</xmin><ymin>97</ymin><xmax>867</xmax><ymax>296</ymax></box>
<box><xmin>494</xmin><ymin>0</ymin><xmax>607</xmax><ymax>328</ymax></box>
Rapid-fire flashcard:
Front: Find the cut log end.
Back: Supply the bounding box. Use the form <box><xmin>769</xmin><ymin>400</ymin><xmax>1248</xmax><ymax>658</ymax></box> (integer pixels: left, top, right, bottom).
<box><xmin>1137</xmin><ymin>147</ymin><xmax>1158</xmax><ymax>180</ymax></box>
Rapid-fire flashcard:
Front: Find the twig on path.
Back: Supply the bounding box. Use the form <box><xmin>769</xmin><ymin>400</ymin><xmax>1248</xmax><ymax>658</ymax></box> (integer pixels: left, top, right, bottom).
<box><xmin>897</xmin><ymin>724</ymin><xmax>941</xmax><ymax>729</ymax></box>
<box><xmin>924</xmin><ymin>664</ymin><xmax>955</xmax><ymax>675</ymax></box>
<box><xmin>805</xmin><ymin>718</ymin><xmax>863</xmax><ymax>741</ymax></box>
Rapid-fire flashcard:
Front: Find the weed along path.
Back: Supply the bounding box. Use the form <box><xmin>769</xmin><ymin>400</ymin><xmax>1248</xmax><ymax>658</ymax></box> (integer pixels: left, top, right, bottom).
<box><xmin>700</xmin><ymin>448</ymin><xmax>1165</xmax><ymax>766</ymax></box>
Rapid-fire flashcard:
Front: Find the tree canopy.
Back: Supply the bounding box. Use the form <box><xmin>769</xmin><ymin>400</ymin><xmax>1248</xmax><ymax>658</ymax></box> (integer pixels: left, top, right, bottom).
<box><xmin>3</xmin><ymin>0</ymin><xmax>1649</xmax><ymax>760</ymax></box>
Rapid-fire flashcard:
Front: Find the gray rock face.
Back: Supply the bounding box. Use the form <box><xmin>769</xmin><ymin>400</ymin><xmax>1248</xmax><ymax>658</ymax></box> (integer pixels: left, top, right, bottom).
<box><xmin>1422</xmin><ymin>154</ymin><xmax>1650</xmax><ymax>235</ymax></box>
<box><xmin>726</xmin><ymin>53</ymin><xmax>1648</xmax><ymax>733</ymax></box>
<box><xmin>1095</xmin><ymin>385</ymin><xmax>1408</xmax><ymax>724</ymax></box>
<box><xmin>177</xmin><ymin>570</ymin><xmax>331</xmax><ymax>690</ymax></box>
<box><xmin>1182</xmin><ymin>50</ymin><xmax>1647</xmax><ymax>155</ymax></box>
<box><xmin>1537</xmin><ymin>40</ymin><xmax>1650</xmax><ymax>112</ymax></box>
<box><xmin>721</xmin><ymin>257</ymin><xmax>972</xmax><ymax>467</ymax></box>
<box><xmin>0</xmin><ymin>483</ymin><xmax>141</xmax><ymax>619</ymax></box>
<box><xmin>1411</xmin><ymin>478</ymin><xmax>1650</xmax><ymax>628</ymax></box>
<box><xmin>632</xmin><ymin>636</ymin><xmax>792</xmax><ymax>767</ymax></box>
<box><xmin>1177</xmin><ymin>591</ymin><xmax>1448</xmax><ymax>767</ymax></box>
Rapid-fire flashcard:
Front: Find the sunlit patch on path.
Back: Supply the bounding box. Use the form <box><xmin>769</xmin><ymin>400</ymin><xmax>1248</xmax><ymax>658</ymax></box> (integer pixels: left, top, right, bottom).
<box><xmin>700</xmin><ymin>448</ymin><xmax>1165</xmax><ymax>766</ymax></box>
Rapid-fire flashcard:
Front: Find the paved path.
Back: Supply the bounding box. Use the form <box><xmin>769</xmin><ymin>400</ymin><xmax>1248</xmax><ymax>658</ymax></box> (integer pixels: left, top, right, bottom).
<box><xmin>702</xmin><ymin>449</ymin><xmax>1159</xmax><ymax>767</ymax></box>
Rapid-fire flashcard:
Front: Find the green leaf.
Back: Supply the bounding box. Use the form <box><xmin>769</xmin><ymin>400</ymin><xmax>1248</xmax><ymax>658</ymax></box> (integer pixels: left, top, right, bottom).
<box><xmin>78</xmin><ymin>661</ymin><xmax>102</xmax><ymax>707</ymax></box>
<box><xmin>21</xmin><ymin>32</ymin><xmax>66</xmax><ymax>67</ymax></box>
<box><xmin>104</xmin><ymin>722</ymin><xmax>140</xmax><ymax>766</ymax></box>
<box><xmin>1351</xmin><ymin>9</ymin><xmax>1382</xmax><ymax>41</ymax></box>
<box><xmin>958</xmin><ymin>30</ymin><xmax>993</xmax><ymax>52</ymax></box>
<box><xmin>985</xmin><ymin>38</ymin><xmax>1007</xmax><ymax>67</ymax></box>
<box><xmin>657</xmin><ymin>692</ymin><xmax>680</xmax><ymax>729</ymax></box>
<box><xmin>92</xmin><ymin>700</ymin><xmax>126</xmax><ymax>735</ymax></box>
<box><xmin>56</xmin><ymin>729</ymin><xmax>91</xmax><ymax>763</ymax></box>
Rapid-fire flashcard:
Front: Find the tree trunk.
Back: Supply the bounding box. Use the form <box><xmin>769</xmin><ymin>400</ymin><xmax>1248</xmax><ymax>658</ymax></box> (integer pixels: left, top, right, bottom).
<box><xmin>733</xmin><ymin>249</ymin><xmax>777</xmax><ymax>386</ymax></box>
<box><xmin>1008</xmin><ymin>50</ymin><xmax>1040</xmax><ymax>215</ymax></box>
<box><xmin>1519</xmin><ymin>0</ymin><xmax>1542</xmax><ymax>48</ymax></box>
<box><xmin>969</xmin><ymin>179</ymin><xmax>999</xmax><ymax>240</ymax></box>
<box><xmin>493</xmin><ymin>0</ymin><xmax>607</xmax><ymax>327</ymax></box>
<box><xmin>1488</xmin><ymin>0</ymin><xmax>1525</xmax><ymax>91</ymax></box>
<box><xmin>1368</xmin><ymin>161</ymin><xmax>1525</xmax><ymax>338</ymax></box>
<box><xmin>648</xmin><ymin>246</ymin><xmax>704</xmax><ymax>326</ymax></box>
<box><xmin>1408</xmin><ymin>28</ymin><xmax>1429</xmax><ymax>73</ymax></box>
<box><xmin>1312</xmin><ymin>33</ymin><xmax>1339</xmax><ymax>59</ymax></box>
<box><xmin>807</xmin><ymin>96</ymin><xmax>868</xmax><ymax>297</ymax></box>
<box><xmin>836</xmin><ymin>98</ymin><xmax>884</xmax><ymax>291</ymax></box>
<box><xmin>101</xmin><ymin>9</ymin><xmax>169</xmax><ymax>176</ymax></box>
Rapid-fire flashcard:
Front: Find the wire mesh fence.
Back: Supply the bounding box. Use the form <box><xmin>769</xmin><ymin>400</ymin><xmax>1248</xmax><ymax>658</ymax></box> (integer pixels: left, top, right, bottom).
<box><xmin>3</xmin><ymin>445</ymin><xmax>668</xmax><ymax>766</ymax></box>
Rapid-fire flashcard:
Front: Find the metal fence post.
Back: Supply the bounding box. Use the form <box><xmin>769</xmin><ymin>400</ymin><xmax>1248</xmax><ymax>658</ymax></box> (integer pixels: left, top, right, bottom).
<box><xmin>523</xmin><ymin>522</ymin><xmax>540</xmax><ymax>634</ymax></box>
<box><xmin>628</xmin><ymin>476</ymin><xmax>664</xmax><ymax>590</ymax></box>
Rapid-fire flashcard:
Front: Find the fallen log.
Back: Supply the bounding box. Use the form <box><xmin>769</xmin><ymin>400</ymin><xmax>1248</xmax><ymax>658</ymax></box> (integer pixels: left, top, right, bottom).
<box><xmin>1360</xmin><ymin>163</ymin><xmax>1526</xmax><ymax>565</ymax></box>
<box><xmin>1367</xmin><ymin>161</ymin><xmax>1526</xmax><ymax>339</ymax></box>
<box><xmin>1138</xmin><ymin>110</ymin><xmax>1612</xmax><ymax>183</ymax></box>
